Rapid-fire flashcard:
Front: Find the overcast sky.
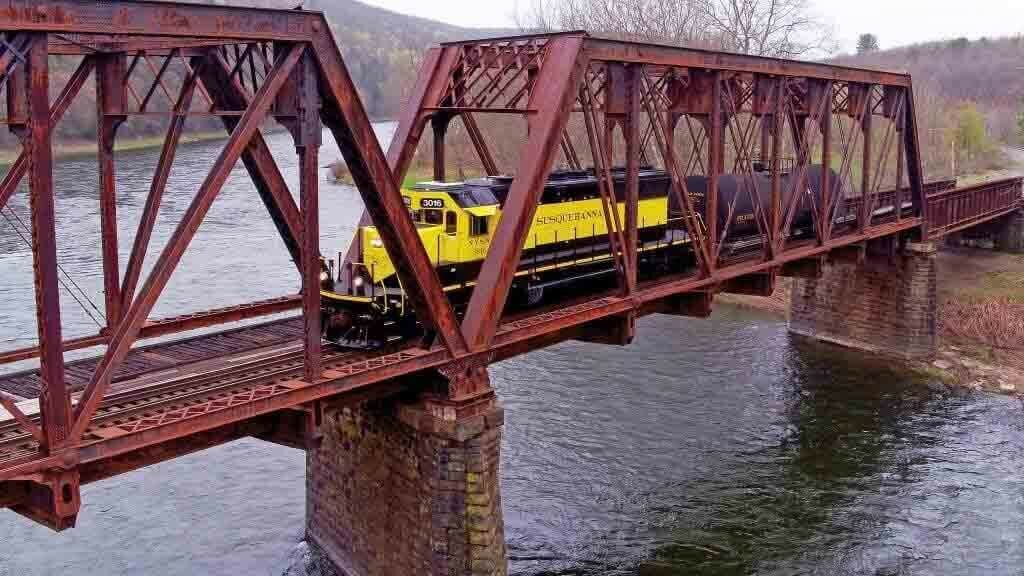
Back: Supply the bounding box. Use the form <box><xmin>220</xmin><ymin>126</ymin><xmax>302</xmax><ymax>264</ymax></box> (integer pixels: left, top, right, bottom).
<box><xmin>359</xmin><ymin>0</ymin><xmax>1024</xmax><ymax>54</ymax></box>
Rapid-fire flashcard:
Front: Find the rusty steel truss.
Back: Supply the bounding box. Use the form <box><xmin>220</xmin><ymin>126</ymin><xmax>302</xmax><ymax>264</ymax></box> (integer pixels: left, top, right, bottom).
<box><xmin>0</xmin><ymin>4</ymin><xmax>1021</xmax><ymax>533</ymax></box>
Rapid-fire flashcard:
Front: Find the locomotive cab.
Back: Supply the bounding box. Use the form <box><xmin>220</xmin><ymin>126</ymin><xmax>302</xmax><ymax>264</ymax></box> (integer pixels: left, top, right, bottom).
<box><xmin>320</xmin><ymin>180</ymin><xmax>503</xmax><ymax>346</ymax></box>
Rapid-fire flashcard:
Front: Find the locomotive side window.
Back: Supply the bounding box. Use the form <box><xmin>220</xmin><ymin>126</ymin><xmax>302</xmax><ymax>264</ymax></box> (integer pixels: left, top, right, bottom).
<box><xmin>470</xmin><ymin>215</ymin><xmax>489</xmax><ymax>237</ymax></box>
<box><xmin>423</xmin><ymin>209</ymin><xmax>443</xmax><ymax>225</ymax></box>
<box><xmin>445</xmin><ymin>211</ymin><xmax>458</xmax><ymax>235</ymax></box>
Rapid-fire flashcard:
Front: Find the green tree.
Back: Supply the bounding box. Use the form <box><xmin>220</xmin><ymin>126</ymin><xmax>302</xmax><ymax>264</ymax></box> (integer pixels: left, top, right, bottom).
<box><xmin>949</xmin><ymin>102</ymin><xmax>990</xmax><ymax>164</ymax></box>
<box><xmin>856</xmin><ymin>33</ymin><xmax>879</xmax><ymax>54</ymax></box>
<box><xmin>1017</xmin><ymin>99</ymin><xmax>1024</xmax><ymax>144</ymax></box>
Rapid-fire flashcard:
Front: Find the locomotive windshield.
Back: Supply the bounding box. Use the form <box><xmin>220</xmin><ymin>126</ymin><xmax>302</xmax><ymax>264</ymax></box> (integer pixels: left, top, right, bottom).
<box><xmin>451</xmin><ymin>186</ymin><xmax>500</xmax><ymax>208</ymax></box>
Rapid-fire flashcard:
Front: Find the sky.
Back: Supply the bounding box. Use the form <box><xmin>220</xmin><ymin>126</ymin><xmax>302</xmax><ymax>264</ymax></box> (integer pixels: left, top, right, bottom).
<box><xmin>358</xmin><ymin>0</ymin><xmax>1024</xmax><ymax>54</ymax></box>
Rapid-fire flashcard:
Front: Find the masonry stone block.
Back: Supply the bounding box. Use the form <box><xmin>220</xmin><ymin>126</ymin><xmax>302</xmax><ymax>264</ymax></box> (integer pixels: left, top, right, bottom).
<box><xmin>995</xmin><ymin>209</ymin><xmax>1024</xmax><ymax>253</ymax></box>
<box><xmin>306</xmin><ymin>395</ymin><xmax>507</xmax><ymax>576</ymax></box>
<box><xmin>789</xmin><ymin>241</ymin><xmax>937</xmax><ymax>360</ymax></box>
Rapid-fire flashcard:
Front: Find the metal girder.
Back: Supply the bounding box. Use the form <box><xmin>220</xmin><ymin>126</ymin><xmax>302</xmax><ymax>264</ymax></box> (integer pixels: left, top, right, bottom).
<box><xmin>460</xmin><ymin>35</ymin><xmax>587</xmax><ymax>351</ymax></box>
<box><xmin>312</xmin><ymin>30</ymin><xmax>469</xmax><ymax>355</ymax></box>
<box><xmin>200</xmin><ymin>50</ymin><xmax>305</xmax><ymax>270</ymax></box>
<box><xmin>584</xmin><ymin>37</ymin><xmax>912</xmax><ymax>87</ymax></box>
<box><xmin>0</xmin><ymin>1</ymin><xmax>324</xmax><ymax>42</ymax></box>
<box><xmin>67</xmin><ymin>43</ymin><xmax>306</xmax><ymax>443</ymax></box>
<box><xmin>26</xmin><ymin>34</ymin><xmax>72</xmax><ymax>454</ymax></box>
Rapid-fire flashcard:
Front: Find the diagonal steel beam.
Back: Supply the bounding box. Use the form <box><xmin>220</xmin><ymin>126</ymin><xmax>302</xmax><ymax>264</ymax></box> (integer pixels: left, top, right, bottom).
<box><xmin>460</xmin><ymin>36</ymin><xmax>587</xmax><ymax>351</ymax></box>
<box><xmin>312</xmin><ymin>31</ymin><xmax>469</xmax><ymax>355</ymax></box>
<box><xmin>0</xmin><ymin>391</ymin><xmax>44</xmax><ymax>444</ymax></box>
<box><xmin>121</xmin><ymin>60</ymin><xmax>202</xmax><ymax>308</ymax></box>
<box><xmin>0</xmin><ymin>56</ymin><xmax>93</xmax><ymax>213</ymax></box>
<box><xmin>198</xmin><ymin>50</ymin><xmax>304</xmax><ymax>270</ymax></box>
<box><xmin>68</xmin><ymin>42</ymin><xmax>305</xmax><ymax>443</ymax></box>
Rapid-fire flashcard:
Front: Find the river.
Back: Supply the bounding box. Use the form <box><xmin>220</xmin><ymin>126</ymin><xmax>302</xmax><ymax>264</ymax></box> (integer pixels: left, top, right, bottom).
<box><xmin>0</xmin><ymin>126</ymin><xmax>1022</xmax><ymax>575</ymax></box>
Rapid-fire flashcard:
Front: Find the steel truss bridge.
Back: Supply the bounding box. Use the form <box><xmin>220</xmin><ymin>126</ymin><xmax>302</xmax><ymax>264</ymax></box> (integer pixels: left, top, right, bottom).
<box><xmin>0</xmin><ymin>1</ymin><xmax>1019</xmax><ymax>533</ymax></box>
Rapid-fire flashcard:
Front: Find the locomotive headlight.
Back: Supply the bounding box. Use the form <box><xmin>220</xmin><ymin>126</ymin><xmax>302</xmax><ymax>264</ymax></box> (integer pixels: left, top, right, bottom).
<box><xmin>353</xmin><ymin>276</ymin><xmax>365</xmax><ymax>288</ymax></box>
<box><xmin>319</xmin><ymin>271</ymin><xmax>329</xmax><ymax>282</ymax></box>
<box><xmin>371</xmin><ymin>239</ymin><xmax>384</xmax><ymax>248</ymax></box>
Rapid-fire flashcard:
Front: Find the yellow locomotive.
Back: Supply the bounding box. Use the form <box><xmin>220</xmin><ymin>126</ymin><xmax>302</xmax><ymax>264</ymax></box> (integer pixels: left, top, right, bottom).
<box><xmin>320</xmin><ymin>168</ymin><xmax>681</xmax><ymax>346</ymax></box>
<box><xmin>320</xmin><ymin>164</ymin><xmax>845</xmax><ymax>346</ymax></box>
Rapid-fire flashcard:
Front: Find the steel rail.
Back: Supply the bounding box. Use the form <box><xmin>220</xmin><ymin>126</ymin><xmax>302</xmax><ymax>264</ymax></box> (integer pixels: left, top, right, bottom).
<box><xmin>0</xmin><ymin>347</ymin><xmax>360</xmax><ymax>462</ymax></box>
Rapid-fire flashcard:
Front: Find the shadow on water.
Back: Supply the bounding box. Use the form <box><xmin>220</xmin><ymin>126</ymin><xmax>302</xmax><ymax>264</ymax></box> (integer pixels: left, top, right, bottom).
<box><xmin>497</xmin><ymin>308</ymin><xmax>1024</xmax><ymax>576</ymax></box>
<box><xmin>640</xmin><ymin>339</ymin><xmax>955</xmax><ymax>576</ymax></box>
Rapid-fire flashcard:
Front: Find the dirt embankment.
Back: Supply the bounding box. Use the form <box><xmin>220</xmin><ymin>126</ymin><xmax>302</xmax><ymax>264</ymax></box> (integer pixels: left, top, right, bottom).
<box><xmin>932</xmin><ymin>247</ymin><xmax>1024</xmax><ymax>393</ymax></box>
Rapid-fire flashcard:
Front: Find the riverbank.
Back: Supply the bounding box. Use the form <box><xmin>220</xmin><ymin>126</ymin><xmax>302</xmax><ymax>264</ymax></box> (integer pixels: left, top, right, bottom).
<box><xmin>719</xmin><ymin>247</ymin><xmax>1024</xmax><ymax>396</ymax></box>
<box><xmin>0</xmin><ymin>131</ymin><xmax>229</xmax><ymax>167</ymax></box>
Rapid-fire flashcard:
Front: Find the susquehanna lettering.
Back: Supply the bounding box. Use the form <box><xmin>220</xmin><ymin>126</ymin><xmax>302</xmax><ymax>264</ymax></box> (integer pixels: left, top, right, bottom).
<box><xmin>535</xmin><ymin>209</ymin><xmax>603</xmax><ymax>226</ymax></box>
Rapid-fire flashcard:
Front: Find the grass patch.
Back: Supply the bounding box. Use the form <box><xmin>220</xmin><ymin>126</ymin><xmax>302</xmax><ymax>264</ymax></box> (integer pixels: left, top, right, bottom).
<box><xmin>329</xmin><ymin>160</ymin><xmax>487</xmax><ymax>189</ymax></box>
<box><xmin>953</xmin><ymin>268</ymin><xmax>1024</xmax><ymax>303</ymax></box>
<box><xmin>0</xmin><ymin>131</ymin><xmax>227</xmax><ymax>166</ymax></box>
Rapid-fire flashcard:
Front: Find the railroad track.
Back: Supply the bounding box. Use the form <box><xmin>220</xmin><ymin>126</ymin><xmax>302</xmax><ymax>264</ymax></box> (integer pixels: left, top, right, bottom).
<box><xmin>0</xmin><ymin>345</ymin><xmax>369</xmax><ymax>467</ymax></box>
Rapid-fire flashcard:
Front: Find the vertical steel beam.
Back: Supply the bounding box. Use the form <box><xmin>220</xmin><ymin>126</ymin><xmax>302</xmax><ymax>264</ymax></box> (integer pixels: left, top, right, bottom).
<box><xmin>26</xmin><ymin>34</ymin><xmax>71</xmax><ymax>452</ymax></box>
<box><xmin>460</xmin><ymin>36</ymin><xmax>586</xmax><ymax>351</ymax></box>
<box><xmin>293</xmin><ymin>49</ymin><xmax>322</xmax><ymax>383</ymax></box>
<box><xmin>860</xmin><ymin>87</ymin><xmax>874</xmax><ymax>233</ymax></box>
<box><xmin>819</xmin><ymin>89</ymin><xmax>832</xmax><ymax>243</ymax></box>
<box><xmin>707</xmin><ymin>72</ymin><xmax>722</xmax><ymax>265</ymax></box>
<box><xmin>769</xmin><ymin>79</ymin><xmax>783</xmax><ymax>254</ymax></box>
<box><xmin>622</xmin><ymin>64</ymin><xmax>641</xmax><ymax>292</ymax></box>
<box><xmin>903</xmin><ymin>85</ymin><xmax>926</xmax><ymax>235</ymax></box>
<box><xmin>895</xmin><ymin>102</ymin><xmax>905</xmax><ymax>223</ymax></box>
<box><xmin>96</xmin><ymin>54</ymin><xmax>127</xmax><ymax>327</ymax></box>
<box><xmin>432</xmin><ymin>113</ymin><xmax>449</xmax><ymax>183</ymax></box>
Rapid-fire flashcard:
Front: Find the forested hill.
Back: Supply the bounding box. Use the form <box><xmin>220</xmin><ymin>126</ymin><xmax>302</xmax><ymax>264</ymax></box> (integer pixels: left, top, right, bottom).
<box><xmin>31</xmin><ymin>0</ymin><xmax>510</xmax><ymax>145</ymax></box>
<box><xmin>833</xmin><ymin>36</ymin><xmax>1024</xmax><ymax>143</ymax></box>
<box><xmin>212</xmin><ymin>0</ymin><xmax>515</xmax><ymax>118</ymax></box>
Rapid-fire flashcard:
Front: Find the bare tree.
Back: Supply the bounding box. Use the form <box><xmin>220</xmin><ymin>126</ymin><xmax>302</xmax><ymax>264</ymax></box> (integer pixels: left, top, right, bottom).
<box><xmin>518</xmin><ymin>0</ymin><xmax>712</xmax><ymax>46</ymax></box>
<box><xmin>699</xmin><ymin>0</ymin><xmax>834</xmax><ymax>57</ymax></box>
<box><xmin>517</xmin><ymin>0</ymin><xmax>835</xmax><ymax>58</ymax></box>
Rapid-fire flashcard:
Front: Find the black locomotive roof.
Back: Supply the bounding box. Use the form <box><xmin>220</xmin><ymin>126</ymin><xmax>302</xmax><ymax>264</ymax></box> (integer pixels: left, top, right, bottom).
<box><xmin>409</xmin><ymin>167</ymin><xmax>671</xmax><ymax>208</ymax></box>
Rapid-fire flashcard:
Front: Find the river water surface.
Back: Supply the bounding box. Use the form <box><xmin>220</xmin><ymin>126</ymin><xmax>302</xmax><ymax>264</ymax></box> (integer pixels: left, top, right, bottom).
<box><xmin>0</xmin><ymin>126</ymin><xmax>1022</xmax><ymax>575</ymax></box>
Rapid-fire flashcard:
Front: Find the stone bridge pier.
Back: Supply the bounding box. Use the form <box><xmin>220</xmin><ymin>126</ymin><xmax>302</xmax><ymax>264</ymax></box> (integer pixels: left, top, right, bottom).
<box><xmin>945</xmin><ymin>209</ymin><xmax>1024</xmax><ymax>253</ymax></box>
<box><xmin>994</xmin><ymin>209</ymin><xmax>1024</xmax><ymax>253</ymax></box>
<box><xmin>305</xmin><ymin>369</ymin><xmax>508</xmax><ymax>576</ymax></box>
<box><xmin>789</xmin><ymin>241</ymin><xmax>938</xmax><ymax>360</ymax></box>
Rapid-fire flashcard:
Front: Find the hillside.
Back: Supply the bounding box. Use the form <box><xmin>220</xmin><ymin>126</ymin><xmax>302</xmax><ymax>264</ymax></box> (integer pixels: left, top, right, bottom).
<box><xmin>834</xmin><ymin>36</ymin><xmax>1024</xmax><ymax>164</ymax></box>
<box><xmin>209</xmin><ymin>0</ymin><xmax>514</xmax><ymax>118</ymax></box>
<box><xmin>21</xmin><ymin>0</ymin><xmax>508</xmax><ymax>148</ymax></box>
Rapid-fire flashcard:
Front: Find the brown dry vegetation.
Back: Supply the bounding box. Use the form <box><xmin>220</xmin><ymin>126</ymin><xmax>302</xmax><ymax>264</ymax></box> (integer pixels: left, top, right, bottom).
<box><xmin>936</xmin><ymin>248</ymin><xmax>1024</xmax><ymax>370</ymax></box>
